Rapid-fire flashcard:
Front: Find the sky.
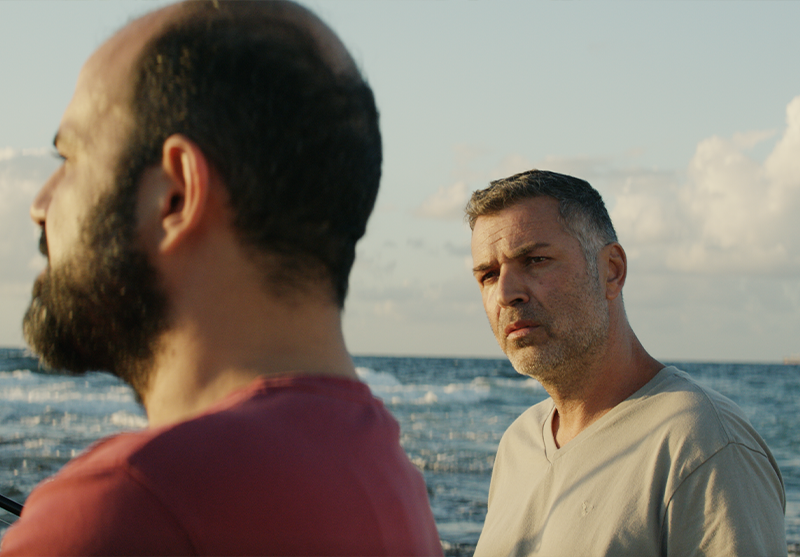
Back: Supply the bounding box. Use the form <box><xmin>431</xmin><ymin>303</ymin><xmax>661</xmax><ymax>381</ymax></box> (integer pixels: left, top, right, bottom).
<box><xmin>1</xmin><ymin>1</ymin><xmax>799</xmax><ymax>363</ymax></box>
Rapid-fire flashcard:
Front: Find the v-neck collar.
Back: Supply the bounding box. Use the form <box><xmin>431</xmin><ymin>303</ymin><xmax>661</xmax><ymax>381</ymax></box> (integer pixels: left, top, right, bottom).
<box><xmin>542</xmin><ymin>366</ymin><xmax>674</xmax><ymax>463</ymax></box>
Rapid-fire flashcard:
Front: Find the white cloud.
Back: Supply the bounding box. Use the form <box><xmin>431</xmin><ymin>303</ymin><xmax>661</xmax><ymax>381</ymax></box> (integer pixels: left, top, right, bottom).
<box><xmin>491</xmin><ymin>153</ymin><xmax>534</xmax><ymax>180</ymax></box>
<box><xmin>0</xmin><ymin>153</ymin><xmax>56</xmax><ymax>329</ymax></box>
<box><xmin>0</xmin><ymin>152</ymin><xmax>57</xmax><ymax>346</ymax></box>
<box><xmin>0</xmin><ymin>148</ymin><xmax>49</xmax><ymax>162</ymax></box>
<box><xmin>414</xmin><ymin>148</ymin><xmax>536</xmax><ymax>222</ymax></box>
<box><xmin>767</xmin><ymin>97</ymin><xmax>800</xmax><ymax>168</ymax></box>
<box><xmin>415</xmin><ymin>181</ymin><xmax>470</xmax><ymax>220</ymax></box>
<box><xmin>343</xmin><ymin>273</ymin><xmax>499</xmax><ymax>357</ymax></box>
<box><xmin>611</xmin><ymin>95</ymin><xmax>800</xmax><ymax>275</ymax></box>
<box><xmin>414</xmin><ymin>97</ymin><xmax>800</xmax><ymax>277</ymax></box>
<box><xmin>372</xmin><ymin>300</ymin><xmax>402</xmax><ymax>319</ymax></box>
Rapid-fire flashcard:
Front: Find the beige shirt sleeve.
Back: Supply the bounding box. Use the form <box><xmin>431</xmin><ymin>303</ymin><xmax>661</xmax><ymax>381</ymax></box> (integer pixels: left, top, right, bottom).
<box><xmin>664</xmin><ymin>442</ymin><xmax>786</xmax><ymax>557</ymax></box>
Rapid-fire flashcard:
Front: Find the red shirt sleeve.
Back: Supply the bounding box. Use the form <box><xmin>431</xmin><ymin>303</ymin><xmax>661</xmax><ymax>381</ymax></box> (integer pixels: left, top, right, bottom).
<box><xmin>1</xmin><ymin>465</ymin><xmax>194</xmax><ymax>556</ymax></box>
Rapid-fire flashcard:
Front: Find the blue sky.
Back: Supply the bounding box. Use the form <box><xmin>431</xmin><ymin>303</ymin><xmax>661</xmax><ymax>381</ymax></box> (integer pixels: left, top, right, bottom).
<box><xmin>2</xmin><ymin>1</ymin><xmax>800</xmax><ymax>362</ymax></box>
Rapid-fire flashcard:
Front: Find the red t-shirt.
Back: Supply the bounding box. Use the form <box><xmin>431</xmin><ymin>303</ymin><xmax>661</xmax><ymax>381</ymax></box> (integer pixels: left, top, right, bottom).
<box><xmin>1</xmin><ymin>375</ymin><xmax>442</xmax><ymax>556</ymax></box>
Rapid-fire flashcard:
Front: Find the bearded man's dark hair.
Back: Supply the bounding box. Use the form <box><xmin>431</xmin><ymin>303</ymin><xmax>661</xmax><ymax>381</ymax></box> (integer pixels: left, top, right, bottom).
<box><xmin>123</xmin><ymin>0</ymin><xmax>382</xmax><ymax>306</ymax></box>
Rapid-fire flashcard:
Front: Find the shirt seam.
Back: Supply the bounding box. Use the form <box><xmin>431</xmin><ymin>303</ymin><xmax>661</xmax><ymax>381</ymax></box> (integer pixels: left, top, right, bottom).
<box><xmin>117</xmin><ymin>463</ymin><xmax>200</xmax><ymax>554</ymax></box>
<box><xmin>658</xmin><ymin>440</ymin><xmax>772</xmax><ymax>545</ymax></box>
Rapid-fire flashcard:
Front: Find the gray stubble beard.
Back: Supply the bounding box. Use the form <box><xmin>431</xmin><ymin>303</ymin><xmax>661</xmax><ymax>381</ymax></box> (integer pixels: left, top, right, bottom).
<box><xmin>500</xmin><ymin>287</ymin><xmax>610</xmax><ymax>395</ymax></box>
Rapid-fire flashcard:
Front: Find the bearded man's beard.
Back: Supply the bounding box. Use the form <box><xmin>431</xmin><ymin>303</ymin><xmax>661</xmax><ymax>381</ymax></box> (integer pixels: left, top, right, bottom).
<box><xmin>23</xmin><ymin>165</ymin><xmax>169</xmax><ymax>401</ymax></box>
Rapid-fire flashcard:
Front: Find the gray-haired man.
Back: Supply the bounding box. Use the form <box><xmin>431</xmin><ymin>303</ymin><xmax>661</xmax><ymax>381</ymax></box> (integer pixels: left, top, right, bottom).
<box><xmin>468</xmin><ymin>169</ymin><xmax>785</xmax><ymax>556</ymax></box>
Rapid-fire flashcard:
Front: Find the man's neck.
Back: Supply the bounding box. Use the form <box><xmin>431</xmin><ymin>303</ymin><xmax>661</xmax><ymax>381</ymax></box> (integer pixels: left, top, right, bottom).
<box><xmin>548</xmin><ymin>335</ymin><xmax>663</xmax><ymax>448</ymax></box>
<box><xmin>141</xmin><ymin>294</ymin><xmax>356</xmax><ymax>428</ymax></box>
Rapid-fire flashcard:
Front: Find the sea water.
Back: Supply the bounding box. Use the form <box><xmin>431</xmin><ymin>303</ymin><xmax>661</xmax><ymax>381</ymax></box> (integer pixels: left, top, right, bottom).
<box><xmin>1</xmin><ymin>348</ymin><xmax>798</xmax><ymax>555</ymax></box>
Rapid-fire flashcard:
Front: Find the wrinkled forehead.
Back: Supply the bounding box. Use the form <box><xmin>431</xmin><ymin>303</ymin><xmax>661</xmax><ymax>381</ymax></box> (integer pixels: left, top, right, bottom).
<box><xmin>470</xmin><ymin>197</ymin><xmax>573</xmax><ymax>256</ymax></box>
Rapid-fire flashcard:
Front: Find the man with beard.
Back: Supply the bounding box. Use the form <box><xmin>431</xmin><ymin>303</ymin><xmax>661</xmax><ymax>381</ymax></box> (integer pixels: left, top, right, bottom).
<box><xmin>467</xmin><ymin>170</ymin><xmax>785</xmax><ymax>556</ymax></box>
<box><xmin>1</xmin><ymin>2</ymin><xmax>442</xmax><ymax>555</ymax></box>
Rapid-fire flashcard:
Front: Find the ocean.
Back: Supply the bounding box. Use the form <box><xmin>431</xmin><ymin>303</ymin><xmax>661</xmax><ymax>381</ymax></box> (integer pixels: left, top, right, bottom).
<box><xmin>0</xmin><ymin>348</ymin><xmax>798</xmax><ymax>555</ymax></box>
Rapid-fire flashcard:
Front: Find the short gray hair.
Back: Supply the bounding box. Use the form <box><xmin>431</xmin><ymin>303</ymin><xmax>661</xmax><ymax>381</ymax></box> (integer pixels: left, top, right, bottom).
<box><xmin>465</xmin><ymin>169</ymin><xmax>617</xmax><ymax>278</ymax></box>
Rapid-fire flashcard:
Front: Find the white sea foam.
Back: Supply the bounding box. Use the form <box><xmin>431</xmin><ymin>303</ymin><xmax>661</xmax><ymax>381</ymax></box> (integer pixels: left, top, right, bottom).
<box><xmin>0</xmin><ymin>356</ymin><xmax>796</xmax><ymax>549</ymax></box>
<box><xmin>355</xmin><ymin>367</ymin><xmax>401</xmax><ymax>387</ymax></box>
<box><xmin>0</xmin><ymin>370</ymin><xmax>139</xmax><ymax>416</ymax></box>
<box><xmin>108</xmin><ymin>410</ymin><xmax>147</xmax><ymax>430</ymax></box>
<box><xmin>355</xmin><ymin>367</ymin><xmax>542</xmax><ymax>406</ymax></box>
<box><xmin>358</xmin><ymin>367</ymin><xmax>489</xmax><ymax>405</ymax></box>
